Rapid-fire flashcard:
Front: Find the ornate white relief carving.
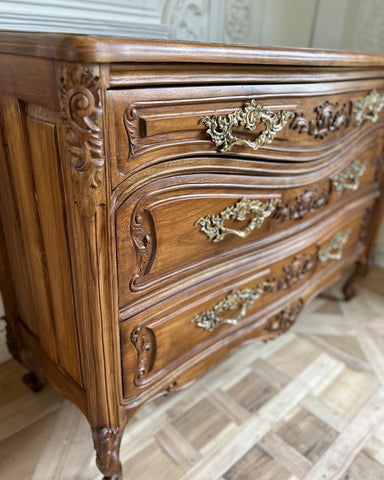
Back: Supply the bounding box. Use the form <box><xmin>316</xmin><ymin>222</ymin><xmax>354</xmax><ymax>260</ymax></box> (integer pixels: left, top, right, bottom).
<box><xmin>352</xmin><ymin>0</ymin><xmax>384</xmax><ymax>53</ymax></box>
<box><xmin>166</xmin><ymin>0</ymin><xmax>210</xmax><ymax>41</ymax></box>
<box><xmin>225</xmin><ymin>0</ymin><xmax>251</xmax><ymax>43</ymax></box>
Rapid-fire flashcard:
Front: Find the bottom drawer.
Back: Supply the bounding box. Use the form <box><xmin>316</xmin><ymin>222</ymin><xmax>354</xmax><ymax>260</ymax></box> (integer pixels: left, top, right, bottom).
<box><xmin>120</xmin><ymin>196</ymin><xmax>374</xmax><ymax>400</ymax></box>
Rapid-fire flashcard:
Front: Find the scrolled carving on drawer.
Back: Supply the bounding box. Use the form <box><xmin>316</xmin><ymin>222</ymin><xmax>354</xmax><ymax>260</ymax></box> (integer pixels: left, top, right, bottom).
<box><xmin>196</xmin><ymin>197</ymin><xmax>280</xmax><ymax>242</ymax></box>
<box><xmin>130</xmin><ymin>211</ymin><xmax>155</xmax><ymax>289</ymax></box>
<box><xmin>318</xmin><ymin>231</ymin><xmax>351</xmax><ymax>265</ymax></box>
<box><xmin>354</xmin><ymin>89</ymin><xmax>384</xmax><ymax>126</ymax></box>
<box><xmin>130</xmin><ymin>326</ymin><xmax>157</xmax><ymax>384</ymax></box>
<box><xmin>200</xmin><ymin>99</ymin><xmax>294</xmax><ymax>152</ymax></box>
<box><xmin>273</xmin><ymin>187</ymin><xmax>330</xmax><ymax>221</ymax></box>
<box><xmin>191</xmin><ymin>281</ymin><xmax>270</xmax><ymax>331</ymax></box>
<box><xmin>261</xmin><ymin>299</ymin><xmax>304</xmax><ymax>342</ymax></box>
<box><xmin>290</xmin><ymin>100</ymin><xmax>351</xmax><ymax>139</ymax></box>
<box><xmin>332</xmin><ymin>160</ymin><xmax>367</xmax><ymax>194</ymax></box>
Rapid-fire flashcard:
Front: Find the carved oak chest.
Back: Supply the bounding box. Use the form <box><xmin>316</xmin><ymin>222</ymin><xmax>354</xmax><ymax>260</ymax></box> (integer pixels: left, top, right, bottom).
<box><xmin>0</xmin><ymin>32</ymin><xmax>383</xmax><ymax>479</ymax></box>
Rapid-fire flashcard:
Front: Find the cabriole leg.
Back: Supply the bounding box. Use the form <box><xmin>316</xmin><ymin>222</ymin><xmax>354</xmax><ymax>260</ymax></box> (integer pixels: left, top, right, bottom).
<box><xmin>92</xmin><ymin>426</ymin><xmax>123</xmax><ymax>480</ymax></box>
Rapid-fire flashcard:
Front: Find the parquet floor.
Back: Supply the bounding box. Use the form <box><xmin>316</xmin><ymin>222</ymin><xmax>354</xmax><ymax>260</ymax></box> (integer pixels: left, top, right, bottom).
<box><xmin>0</xmin><ymin>268</ymin><xmax>384</xmax><ymax>480</ymax></box>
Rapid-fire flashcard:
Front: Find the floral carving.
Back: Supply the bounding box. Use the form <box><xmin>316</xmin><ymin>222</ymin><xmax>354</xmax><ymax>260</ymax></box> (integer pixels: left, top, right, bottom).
<box><xmin>277</xmin><ymin>252</ymin><xmax>318</xmax><ymax>290</ymax></box>
<box><xmin>273</xmin><ymin>187</ymin><xmax>330</xmax><ymax>221</ymax></box>
<box><xmin>92</xmin><ymin>427</ymin><xmax>122</xmax><ymax>479</ymax></box>
<box><xmin>59</xmin><ymin>64</ymin><xmax>105</xmax><ymax>196</ymax></box>
<box><xmin>130</xmin><ymin>326</ymin><xmax>157</xmax><ymax>384</ymax></box>
<box><xmin>261</xmin><ymin>299</ymin><xmax>304</xmax><ymax>341</ymax></box>
<box><xmin>130</xmin><ymin>211</ymin><xmax>154</xmax><ymax>289</ymax></box>
<box><xmin>290</xmin><ymin>100</ymin><xmax>351</xmax><ymax>139</ymax></box>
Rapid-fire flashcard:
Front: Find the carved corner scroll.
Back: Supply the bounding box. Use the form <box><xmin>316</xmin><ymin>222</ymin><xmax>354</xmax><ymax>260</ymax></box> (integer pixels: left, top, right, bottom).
<box><xmin>123</xmin><ymin>107</ymin><xmax>139</xmax><ymax>160</ymax></box>
<box><xmin>59</xmin><ymin>63</ymin><xmax>105</xmax><ymax>213</ymax></box>
<box><xmin>130</xmin><ymin>210</ymin><xmax>155</xmax><ymax>290</ymax></box>
<box><xmin>196</xmin><ymin>197</ymin><xmax>280</xmax><ymax>242</ymax></box>
<box><xmin>200</xmin><ymin>99</ymin><xmax>294</xmax><ymax>152</ymax></box>
<box><xmin>130</xmin><ymin>326</ymin><xmax>157</xmax><ymax>385</ymax></box>
<box><xmin>290</xmin><ymin>100</ymin><xmax>351</xmax><ymax>139</ymax></box>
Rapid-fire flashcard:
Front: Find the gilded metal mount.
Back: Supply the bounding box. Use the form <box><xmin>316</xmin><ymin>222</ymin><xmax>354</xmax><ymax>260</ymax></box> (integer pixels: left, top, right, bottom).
<box><xmin>318</xmin><ymin>231</ymin><xmax>351</xmax><ymax>265</ymax></box>
<box><xmin>332</xmin><ymin>160</ymin><xmax>367</xmax><ymax>194</ymax></box>
<box><xmin>354</xmin><ymin>89</ymin><xmax>384</xmax><ymax>126</ymax></box>
<box><xmin>191</xmin><ymin>281</ymin><xmax>270</xmax><ymax>331</ymax></box>
<box><xmin>196</xmin><ymin>197</ymin><xmax>280</xmax><ymax>242</ymax></box>
<box><xmin>200</xmin><ymin>100</ymin><xmax>294</xmax><ymax>152</ymax></box>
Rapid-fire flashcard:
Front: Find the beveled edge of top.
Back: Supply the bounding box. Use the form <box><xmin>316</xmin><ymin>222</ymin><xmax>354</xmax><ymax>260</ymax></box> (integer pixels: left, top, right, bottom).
<box><xmin>0</xmin><ymin>30</ymin><xmax>384</xmax><ymax>67</ymax></box>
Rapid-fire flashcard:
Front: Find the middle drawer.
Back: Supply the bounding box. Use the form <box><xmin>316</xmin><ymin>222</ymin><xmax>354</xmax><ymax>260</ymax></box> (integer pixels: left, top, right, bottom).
<box><xmin>116</xmin><ymin>139</ymin><xmax>382</xmax><ymax>309</ymax></box>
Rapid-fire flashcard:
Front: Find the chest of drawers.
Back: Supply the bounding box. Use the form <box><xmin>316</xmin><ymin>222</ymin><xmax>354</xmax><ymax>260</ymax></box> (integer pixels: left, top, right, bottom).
<box><xmin>0</xmin><ymin>32</ymin><xmax>383</xmax><ymax>479</ymax></box>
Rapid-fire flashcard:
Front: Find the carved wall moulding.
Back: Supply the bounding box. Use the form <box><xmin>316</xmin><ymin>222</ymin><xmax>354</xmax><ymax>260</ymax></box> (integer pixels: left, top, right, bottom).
<box><xmin>130</xmin><ymin>326</ymin><xmax>157</xmax><ymax>384</ymax></box>
<box><xmin>290</xmin><ymin>100</ymin><xmax>351</xmax><ymax>139</ymax></box>
<box><xmin>59</xmin><ymin>63</ymin><xmax>105</xmax><ymax>199</ymax></box>
<box><xmin>273</xmin><ymin>187</ymin><xmax>330</xmax><ymax>221</ymax></box>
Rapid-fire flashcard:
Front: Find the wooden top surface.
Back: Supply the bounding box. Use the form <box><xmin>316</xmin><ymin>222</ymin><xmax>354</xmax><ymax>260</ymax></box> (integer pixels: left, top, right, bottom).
<box><xmin>0</xmin><ymin>31</ymin><xmax>384</xmax><ymax>67</ymax></box>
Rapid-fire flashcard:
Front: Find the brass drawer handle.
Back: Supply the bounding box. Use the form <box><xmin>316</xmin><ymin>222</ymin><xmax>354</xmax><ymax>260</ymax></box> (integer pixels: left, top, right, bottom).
<box><xmin>196</xmin><ymin>197</ymin><xmax>280</xmax><ymax>242</ymax></box>
<box><xmin>191</xmin><ymin>281</ymin><xmax>270</xmax><ymax>331</ymax></box>
<box><xmin>200</xmin><ymin>99</ymin><xmax>294</xmax><ymax>152</ymax></box>
<box><xmin>354</xmin><ymin>89</ymin><xmax>384</xmax><ymax>126</ymax></box>
<box><xmin>318</xmin><ymin>231</ymin><xmax>351</xmax><ymax>265</ymax></box>
<box><xmin>332</xmin><ymin>160</ymin><xmax>367</xmax><ymax>194</ymax></box>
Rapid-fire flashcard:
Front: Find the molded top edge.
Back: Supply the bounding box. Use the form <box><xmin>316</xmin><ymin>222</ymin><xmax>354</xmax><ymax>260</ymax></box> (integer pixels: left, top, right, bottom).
<box><xmin>0</xmin><ymin>31</ymin><xmax>384</xmax><ymax>67</ymax></box>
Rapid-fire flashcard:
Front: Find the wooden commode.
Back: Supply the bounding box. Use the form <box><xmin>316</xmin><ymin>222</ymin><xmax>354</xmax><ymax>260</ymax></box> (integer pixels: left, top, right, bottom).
<box><xmin>0</xmin><ymin>32</ymin><xmax>383</xmax><ymax>479</ymax></box>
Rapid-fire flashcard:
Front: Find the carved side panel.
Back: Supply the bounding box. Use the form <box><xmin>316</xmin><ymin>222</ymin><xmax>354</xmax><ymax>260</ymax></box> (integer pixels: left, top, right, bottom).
<box><xmin>131</xmin><ymin>326</ymin><xmax>157</xmax><ymax>385</ymax></box>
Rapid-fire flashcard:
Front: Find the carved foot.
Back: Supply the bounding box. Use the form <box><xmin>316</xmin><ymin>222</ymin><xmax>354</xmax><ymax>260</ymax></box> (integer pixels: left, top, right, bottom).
<box><xmin>92</xmin><ymin>427</ymin><xmax>123</xmax><ymax>480</ymax></box>
<box><xmin>342</xmin><ymin>255</ymin><xmax>372</xmax><ymax>301</ymax></box>
<box><xmin>22</xmin><ymin>372</ymin><xmax>46</xmax><ymax>392</ymax></box>
<box><xmin>6</xmin><ymin>323</ymin><xmax>46</xmax><ymax>392</ymax></box>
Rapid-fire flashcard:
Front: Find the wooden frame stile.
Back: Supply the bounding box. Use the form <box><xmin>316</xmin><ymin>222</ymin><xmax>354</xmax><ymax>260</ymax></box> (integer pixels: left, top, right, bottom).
<box><xmin>55</xmin><ymin>60</ymin><xmax>127</xmax><ymax>478</ymax></box>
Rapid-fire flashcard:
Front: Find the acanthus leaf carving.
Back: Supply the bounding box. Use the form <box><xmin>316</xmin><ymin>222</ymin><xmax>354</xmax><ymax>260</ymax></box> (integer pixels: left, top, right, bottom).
<box><xmin>59</xmin><ymin>63</ymin><xmax>105</xmax><ymax>206</ymax></box>
<box><xmin>123</xmin><ymin>107</ymin><xmax>139</xmax><ymax>160</ymax></box>
<box><xmin>130</xmin><ymin>326</ymin><xmax>157</xmax><ymax>385</ymax></box>
<box><xmin>130</xmin><ymin>211</ymin><xmax>154</xmax><ymax>290</ymax></box>
<box><xmin>290</xmin><ymin>100</ymin><xmax>351</xmax><ymax>139</ymax></box>
<box><xmin>261</xmin><ymin>299</ymin><xmax>304</xmax><ymax>341</ymax></box>
<box><xmin>91</xmin><ymin>427</ymin><xmax>122</xmax><ymax>479</ymax></box>
<box><xmin>273</xmin><ymin>187</ymin><xmax>330</xmax><ymax>221</ymax></box>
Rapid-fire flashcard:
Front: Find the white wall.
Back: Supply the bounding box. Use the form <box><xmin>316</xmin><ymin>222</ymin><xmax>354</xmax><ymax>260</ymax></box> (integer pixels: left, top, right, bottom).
<box><xmin>0</xmin><ymin>0</ymin><xmax>383</xmax><ymax>266</ymax></box>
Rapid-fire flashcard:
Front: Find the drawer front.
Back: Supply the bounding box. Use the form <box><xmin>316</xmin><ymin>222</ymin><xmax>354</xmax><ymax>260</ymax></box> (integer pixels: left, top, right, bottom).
<box><xmin>108</xmin><ymin>81</ymin><xmax>384</xmax><ymax>185</ymax></box>
<box><xmin>115</xmin><ymin>140</ymin><xmax>382</xmax><ymax>308</ymax></box>
<box><xmin>120</xmin><ymin>196</ymin><xmax>374</xmax><ymax>400</ymax></box>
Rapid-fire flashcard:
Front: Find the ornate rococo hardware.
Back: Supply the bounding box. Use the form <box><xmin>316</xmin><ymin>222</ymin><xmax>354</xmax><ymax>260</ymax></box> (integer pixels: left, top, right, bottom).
<box><xmin>332</xmin><ymin>160</ymin><xmax>367</xmax><ymax>194</ymax></box>
<box><xmin>196</xmin><ymin>197</ymin><xmax>280</xmax><ymax>242</ymax></box>
<box><xmin>318</xmin><ymin>231</ymin><xmax>351</xmax><ymax>265</ymax></box>
<box><xmin>200</xmin><ymin>99</ymin><xmax>294</xmax><ymax>152</ymax></box>
<box><xmin>354</xmin><ymin>89</ymin><xmax>384</xmax><ymax>126</ymax></box>
<box><xmin>191</xmin><ymin>281</ymin><xmax>270</xmax><ymax>331</ymax></box>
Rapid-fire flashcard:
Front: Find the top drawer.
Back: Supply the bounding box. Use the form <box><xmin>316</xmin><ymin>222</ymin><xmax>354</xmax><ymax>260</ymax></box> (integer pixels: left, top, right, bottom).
<box><xmin>107</xmin><ymin>80</ymin><xmax>384</xmax><ymax>187</ymax></box>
